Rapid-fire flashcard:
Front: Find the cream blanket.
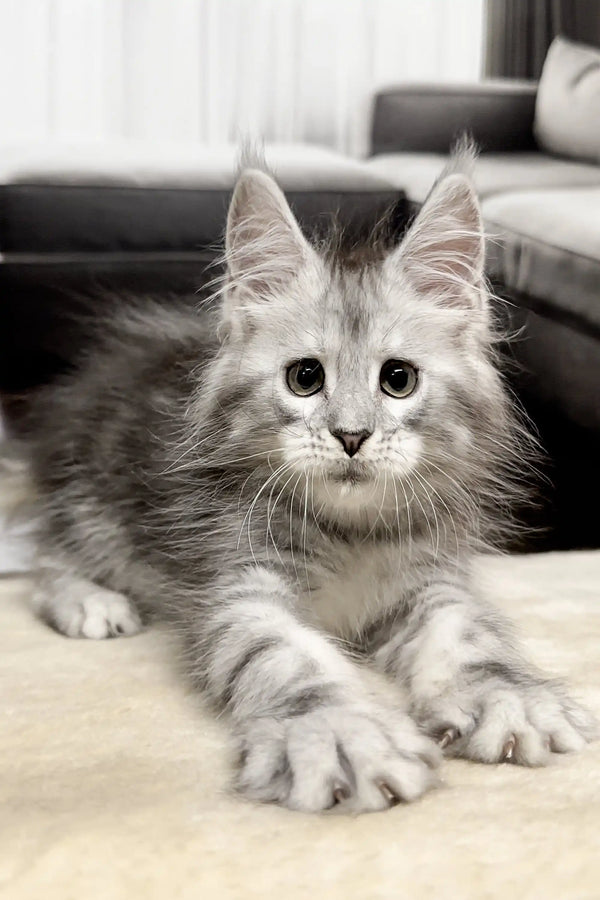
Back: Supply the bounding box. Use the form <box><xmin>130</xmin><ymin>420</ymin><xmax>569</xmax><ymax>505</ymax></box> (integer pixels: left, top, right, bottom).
<box><xmin>1</xmin><ymin>552</ymin><xmax>599</xmax><ymax>899</ymax></box>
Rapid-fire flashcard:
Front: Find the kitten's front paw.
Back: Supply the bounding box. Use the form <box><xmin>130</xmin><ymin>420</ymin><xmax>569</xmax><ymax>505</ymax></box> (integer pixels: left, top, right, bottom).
<box><xmin>415</xmin><ymin>674</ymin><xmax>597</xmax><ymax>766</ymax></box>
<box><xmin>236</xmin><ymin>704</ymin><xmax>441</xmax><ymax>814</ymax></box>
<box><xmin>38</xmin><ymin>586</ymin><xmax>142</xmax><ymax>639</ymax></box>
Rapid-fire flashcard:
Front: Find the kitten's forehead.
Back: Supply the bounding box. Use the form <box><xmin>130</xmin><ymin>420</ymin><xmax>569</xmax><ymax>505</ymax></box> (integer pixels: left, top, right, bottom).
<box><xmin>322</xmin><ymin>267</ymin><xmax>380</xmax><ymax>342</ymax></box>
<box><xmin>319</xmin><ymin>263</ymin><xmax>435</xmax><ymax>355</ymax></box>
<box><xmin>248</xmin><ymin>255</ymin><xmax>466</xmax><ymax>363</ymax></box>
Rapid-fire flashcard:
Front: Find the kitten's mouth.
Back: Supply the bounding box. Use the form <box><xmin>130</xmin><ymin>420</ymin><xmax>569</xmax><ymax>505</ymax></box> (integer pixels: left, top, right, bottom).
<box><xmin>328</xmin><ymin>461</ymin><xmax>371</xmax><ymax>486</ymax></box>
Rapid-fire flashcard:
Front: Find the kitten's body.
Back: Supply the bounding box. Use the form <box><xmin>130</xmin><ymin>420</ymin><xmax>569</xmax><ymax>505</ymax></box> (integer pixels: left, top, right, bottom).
<box><xmin>27</xmin><ymin>159</ymin><xmax>596</xmax><ymax>813</ymax></box>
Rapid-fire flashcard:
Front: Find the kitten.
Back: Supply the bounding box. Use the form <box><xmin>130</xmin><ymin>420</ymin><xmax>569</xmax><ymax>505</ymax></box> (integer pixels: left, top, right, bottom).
<box><xmin>27</xmin><ymin>159</ymin><xmax>596</xmax><ymax>813</ymax></box>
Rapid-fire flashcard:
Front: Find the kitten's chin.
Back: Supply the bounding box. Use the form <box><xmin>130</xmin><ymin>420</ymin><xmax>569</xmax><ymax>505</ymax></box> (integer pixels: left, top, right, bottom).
<box><xmin>319</xmin><ymin>464</ymin><xmax>383</xmax><ymax>507</ymax></box>
<box><xmin>329</xmin><ymin>471</ymin><xmax>371</xmax><ymax>489</ymax></box>
<box><xmin>310</xmin><ymin>466</ymin><xmax>388</xmax><ymax>522</ymax></box>
<box><xmin>327</xmin><ymin>460</ymin><xmax>372</xmax><ymax>488</ymax></box>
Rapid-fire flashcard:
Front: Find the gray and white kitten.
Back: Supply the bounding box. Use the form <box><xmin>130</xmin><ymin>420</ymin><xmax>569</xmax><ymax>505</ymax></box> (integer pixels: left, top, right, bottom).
<box><xmin>28</xmin><ymin>161</ymin><xmax>596</xmax><ymax>813</ymax></box>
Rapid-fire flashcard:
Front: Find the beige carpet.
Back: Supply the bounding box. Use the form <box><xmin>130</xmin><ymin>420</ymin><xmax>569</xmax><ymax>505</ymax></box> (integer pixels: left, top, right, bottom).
<box><xmin>1</xmin><ymin>552</ymin><xmax>599</xmax><ymax>900</ymax></box>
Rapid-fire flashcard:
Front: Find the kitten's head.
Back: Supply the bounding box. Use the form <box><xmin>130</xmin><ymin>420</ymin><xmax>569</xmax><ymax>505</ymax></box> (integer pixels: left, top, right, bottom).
<box><xmin>214</xmin><ymin>162</ymin><xmax>520</xmax><ymax>539</ymax></box>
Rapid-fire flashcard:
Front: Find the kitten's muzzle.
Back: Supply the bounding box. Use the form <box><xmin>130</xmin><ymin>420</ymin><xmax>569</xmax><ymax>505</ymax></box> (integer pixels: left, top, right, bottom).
<box><xmin>330</xmin><ymin>429</ymin><xmax>372</xmax><ymax>458</ymax></box>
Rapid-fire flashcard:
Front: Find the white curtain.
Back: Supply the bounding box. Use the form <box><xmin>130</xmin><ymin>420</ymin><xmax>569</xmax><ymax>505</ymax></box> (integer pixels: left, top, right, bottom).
<box><xmin>0</xmin><ymin>0</ymin><xmax>484</xmax><ymax>156</ymax></box>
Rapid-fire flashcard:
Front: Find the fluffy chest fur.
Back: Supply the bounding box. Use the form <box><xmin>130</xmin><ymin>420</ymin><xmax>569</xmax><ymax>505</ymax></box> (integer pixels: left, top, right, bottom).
<box><xmin>300</xmin><ymin>538</ymin><xmax>425</xmax><ymax>640</ymax></box>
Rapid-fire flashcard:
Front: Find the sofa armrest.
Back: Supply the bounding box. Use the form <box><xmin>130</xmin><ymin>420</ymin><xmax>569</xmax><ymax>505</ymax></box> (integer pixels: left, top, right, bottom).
<box><xmin>370</xmin><ymin>81</ymin><xmax>538</xmax><ymax>156</ymax></box>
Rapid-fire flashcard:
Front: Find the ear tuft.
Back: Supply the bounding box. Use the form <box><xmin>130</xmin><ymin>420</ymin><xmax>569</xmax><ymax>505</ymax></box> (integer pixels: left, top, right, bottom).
<box><xmin>391</xmin><ymin>173</ymin><xmax>485</xmax><ymax>308</ymax></box>
<box><xmin>225</xmin><ymin>169</ymin><xmax>311</xmax><ymax>300</ymax></box>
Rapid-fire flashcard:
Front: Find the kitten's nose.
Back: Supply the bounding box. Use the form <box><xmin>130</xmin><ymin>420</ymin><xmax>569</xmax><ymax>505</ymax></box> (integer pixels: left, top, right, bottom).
<box><xmin>330</xmin><ymin>429</ymin><xmax>371</xmax><ymax>458</ymax></box>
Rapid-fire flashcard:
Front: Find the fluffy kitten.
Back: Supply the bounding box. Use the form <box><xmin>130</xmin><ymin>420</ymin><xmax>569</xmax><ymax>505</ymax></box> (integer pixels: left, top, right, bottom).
<box><xmin>27</xmin><ymin>160</ymin><xmax>595</xmax><ymax>813</ymax></box>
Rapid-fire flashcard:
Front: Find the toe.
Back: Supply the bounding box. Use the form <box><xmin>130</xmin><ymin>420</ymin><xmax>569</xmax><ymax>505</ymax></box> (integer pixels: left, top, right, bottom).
<box><xmin>512</xmin><ymin>727</ymin><xmax>550</xmax><ymax>766</ymax></box>
<box><xmin>80</xmin><ymin>613</ymin><xmax>111</xmax><ymax>640</ymax></box>
<box><xmin>549</xmin><ymin>721</ymin><xmax>588</xmax><ymax>754</ymax></box>
<box><xmin>361</xmin><ymin>756</ymin><xmax>437</xmax><ymax>809</ymax></box>
<box><xmin>563</xmin><ymin>702</ymin><xmax>598</xmax><ymax>742</ymax></box>
<box><xmin>110</xmin><ymin>610</ymin><xmax>142</xmax><ymax>637</ymax></box>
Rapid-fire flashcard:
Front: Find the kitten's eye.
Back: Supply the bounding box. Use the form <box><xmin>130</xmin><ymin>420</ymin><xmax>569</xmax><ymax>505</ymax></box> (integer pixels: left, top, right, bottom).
<box><xmin>286</xmin><ymin>358</ymin><xmax>325</xmax><ymax>397</ymax></box>
<box><xmin>380</xmin><ymin>360</ymin><xmax>418</xmax><ymax>398</ymax></box>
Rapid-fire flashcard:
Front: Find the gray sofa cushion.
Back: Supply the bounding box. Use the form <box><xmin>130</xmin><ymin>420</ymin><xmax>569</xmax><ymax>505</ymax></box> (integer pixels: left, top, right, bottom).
<box><xmin>535</xmin><ymin>37</ymin><xmax>600</xmax><ymax>165</ymax></box>
<box><xmin>370</xmin><ymin>81</ymin><xmax>538</xmax><ymax>155</ymax></box>
<box><xmin>483</xmin><ymin>187</ymin><xmax>600</xmax><ymax>334</ymax></box>
<box><xmin>0</xmin><ymin>142</ymin><xmax>401</xmax><ymax>258</ymax></box>
<box><xmin>365</xmin><ymin>152</ymin><xmax>600</xmax><ymax>205</ymax></box>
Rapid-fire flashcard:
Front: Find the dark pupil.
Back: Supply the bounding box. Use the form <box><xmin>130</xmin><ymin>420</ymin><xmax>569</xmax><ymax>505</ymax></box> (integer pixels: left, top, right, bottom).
<box><xmin>296</xmin><ymin>360</ymin><xmax>320</xmax><ymax>388</ymax></box>
<box><xmin>386</xmin><ymin>365</ymin><xmax>408</xmax><ymax>391</ymax></box>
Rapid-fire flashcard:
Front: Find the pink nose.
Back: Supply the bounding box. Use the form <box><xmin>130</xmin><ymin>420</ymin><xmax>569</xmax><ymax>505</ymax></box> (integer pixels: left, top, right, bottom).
<box><xmin>331</xmin><ymin>430</ymin><xmax>371</xmax><ymax>458</ymax></box>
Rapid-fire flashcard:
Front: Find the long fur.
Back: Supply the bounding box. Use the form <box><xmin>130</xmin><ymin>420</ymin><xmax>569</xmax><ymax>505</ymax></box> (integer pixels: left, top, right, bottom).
<box><xmin>23</xmin><ymin>152</ymin><xmax>596</xmax><ymax>814</ymax></box>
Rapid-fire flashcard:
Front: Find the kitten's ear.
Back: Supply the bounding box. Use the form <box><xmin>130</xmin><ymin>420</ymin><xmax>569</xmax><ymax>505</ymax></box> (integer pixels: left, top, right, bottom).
<box><xmin>389</xmin><ymin>174</ymin><xmax>485</xmax><ymax>308</ymax></box>
<box><xmin>225</xmin><ymin>169</ymin><xmax>313</xmax><ymax>300</ymax></box>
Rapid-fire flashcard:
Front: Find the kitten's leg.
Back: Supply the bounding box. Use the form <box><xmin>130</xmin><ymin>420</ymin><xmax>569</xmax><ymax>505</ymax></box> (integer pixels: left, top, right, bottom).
<box><xmin>372</xmin><ymin>578</ymin><xmax>596</xmax><ymax>766</ymax></box>
<box><xmin>194</xmin><ymin>566</ymin><xmax>440</xmax><ymax>813</ymax></box>
<box><xmin>34</xmin><ymin>559</ymin><xmax>142</xmax><ymax>639</ymax></box>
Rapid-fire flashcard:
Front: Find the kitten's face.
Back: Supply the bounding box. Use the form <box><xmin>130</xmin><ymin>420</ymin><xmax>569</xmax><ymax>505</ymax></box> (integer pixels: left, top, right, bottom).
<box><xmin>221</xmin><ymin>167</ymin><xmax>499</xmax><ymax>521</ymax></box>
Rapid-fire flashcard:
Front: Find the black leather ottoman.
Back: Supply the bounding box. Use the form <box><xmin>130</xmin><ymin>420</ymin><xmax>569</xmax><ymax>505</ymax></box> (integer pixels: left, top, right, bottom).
<box><xmin>0</xmin><ymin>141</ymin><xmax>404</xmax><ymax>392</ymax></box>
